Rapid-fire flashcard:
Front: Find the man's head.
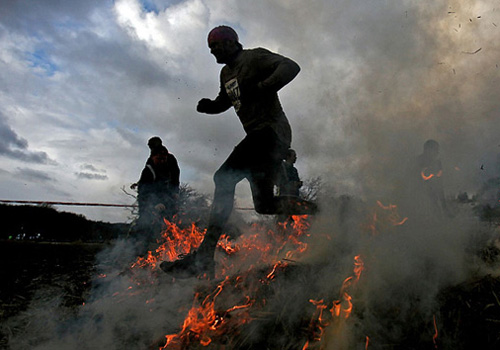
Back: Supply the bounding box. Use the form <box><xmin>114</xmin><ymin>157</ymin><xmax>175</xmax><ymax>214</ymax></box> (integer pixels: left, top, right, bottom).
<box><xmin>423</xmin><ymin>139</ymin><xmax>439</xmax><ymax>158</ymax></box>
<box><xmin>148</xmin><ymin>136</ymin><xmax>162</xmax><ymax>151</ymax></box>
<box><xmin>285</xmin><ymin>149</ymin><xmax>297</xmax><ymax>164</ymax></box>
<box><xmin>207</xmin><ymin>25</ymin><xmax>242</xmax><ymax>64</ymax></box>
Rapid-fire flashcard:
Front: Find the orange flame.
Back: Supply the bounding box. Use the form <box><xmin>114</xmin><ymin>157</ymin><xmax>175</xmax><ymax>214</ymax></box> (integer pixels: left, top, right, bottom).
<box><xmin>131</xmin><ymin>219</ymin><xmax>206</xmax><ymax>270</ymax></box>
<box><xmin>303</xmin><ymin>255</ymin><xmax>365</xmax><ymax>348</ymax></box>
<box><xmin>366</xmin><ymin>201</ymin><xmax>408</xmax><ymax>235</ymax></box>
<box><xmin>421</xmin><ymin>168</ymin><xmax>443</xmax><ymax>181</ymax></box>
<box><xmin>353</xmin><ymin>255</ymin><xmax>364</xmax><ymax>281</ymax></box>
<box><xmin>217</xmin><ymin>215</ymin><xmax>311</xmax><ymax>278</ymax></box>
<box><xmin>103</xmin><ymin>212</ymin><xmax>318</xmax><ymax>348</ymax></box>
<box><xmin>432</xmin><ymin>314</ymin><xmax>438</xmax><ymax>349</ymax></box>
<box><xmin>160</xmin><ymin>276</ymin><xmax>255</xmax><ymax>349</ymax></box>
<box><xmin>308</xmin><ymin>299</ymin><xmax>329</xmax><ymax>342</ymax></box>
<box><xmin>155</xmin><ymin>215</ymin><xmax>314</xmax><ymax>348</ymax></box>
<box><xmin>265</xmin><ymin>260</ymin><xmax>288</xmax><ymax>280</ymax></box>
<box><xmin>217</xmin><ymin>234</ymin><xmax>240</xmax><ymax>255</ymax></box>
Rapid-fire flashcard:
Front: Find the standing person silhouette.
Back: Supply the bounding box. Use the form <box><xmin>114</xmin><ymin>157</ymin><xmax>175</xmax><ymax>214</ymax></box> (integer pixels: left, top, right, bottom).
<box><xmin>408</xmin><ymin>139</ymin><xmax>452</xmax><ymax>222</ymax></box>
<box><xmin>279</xmin><ymin>149</ymin><xmax>303</xmax><ymax>197</ymax></box>
<box><xmin>131</xmin><ymin>137</ymin><xmax>180</xmax><ymax>243</ymax></box>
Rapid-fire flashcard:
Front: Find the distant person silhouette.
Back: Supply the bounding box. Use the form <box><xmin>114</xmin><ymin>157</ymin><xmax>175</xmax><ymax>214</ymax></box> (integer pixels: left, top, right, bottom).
<box><xmin>411</xmin><ymin>139</ymin><xmax>452</xmax><ymax>221</ymax></box>
<box><xmin>131</xmin><ymin>137</ymin><xmax>180</xmax><ymax>241</ymax></box>
<box><xmin>276</xmin><ymin>149</ymin><xmax>306</xmax><ymax>230</ymax></box>
<box><xmin>279</xmin><ymin>149</ymin><xmax>303</xmax><ymax>197</ymax></box>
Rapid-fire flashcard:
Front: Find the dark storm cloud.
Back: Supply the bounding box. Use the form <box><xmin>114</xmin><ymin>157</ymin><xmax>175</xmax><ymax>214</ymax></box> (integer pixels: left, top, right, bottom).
<box><xmin>2</xmin><ymin>0</ymin><xmax>173</xmax><ymax>96</ymax></box>
<box><xmin>1</xmin><ymin>0</ymin><xmax>105</xmax><ymax>32</ymax></box>
<box><xmin>15</xmin><ymin>167</ymin><xmax>54</xmax><ymax>182</ymax></box>
<box><xmin>56</xmin><ymin>30</ymin><xmax>172</xmax><ymax>89</ymax></box>
<box><xmin>0</xmin><ymin>114</ymin><xmax>27</xmax><ymax>149</ymax></box>
<box><xmin>0</xmin><ymin>113</ymin><xmax>54</xmax><ymax>164</ymax></box>
<box><xmin>12</xmin><ymin>167</ymin><xmax>72</xmax><ymax>198</ymax></box>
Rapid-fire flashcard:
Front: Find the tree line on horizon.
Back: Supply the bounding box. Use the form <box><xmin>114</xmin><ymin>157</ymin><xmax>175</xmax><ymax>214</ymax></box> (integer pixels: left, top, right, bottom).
<box><xmin>0</xmin><ymin>204</ymin><xmax>129</xmax><ymax>242</ymax></box>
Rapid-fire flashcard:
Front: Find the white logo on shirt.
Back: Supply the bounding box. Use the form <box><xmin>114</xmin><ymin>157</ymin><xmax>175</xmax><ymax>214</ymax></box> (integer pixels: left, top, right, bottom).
<box><xmin>224</xmin><ymin>78</ymin><xmax>241</xmax><ymax>112</ymax></box>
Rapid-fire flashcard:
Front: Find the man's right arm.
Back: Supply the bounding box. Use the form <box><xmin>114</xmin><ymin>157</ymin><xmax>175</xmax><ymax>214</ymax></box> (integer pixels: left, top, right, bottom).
<box><xmin>197</xmin><ymin>83</ymin><xmax>232</xmax><ymax>114</ymax></box>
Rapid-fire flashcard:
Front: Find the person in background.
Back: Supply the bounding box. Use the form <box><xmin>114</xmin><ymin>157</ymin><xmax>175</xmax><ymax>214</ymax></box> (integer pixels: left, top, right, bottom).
<box><xmin>131</xmin><ymin>138</ymin><xmax>180</xmax><ymax>242</ymax></box>
<box><xmin>131</xmin><ymin>136</ymin><xmax>165</xmax><ymax>191</ymax></box>
<box><xmin>406</xmin><ymin>139</ymin><xmax>453</xmax><ymax>223</ymax></box>
<box><xmin>279</xmin><ymin>149</ymin><xmax>303</xmax><ymax>197</ymax></box>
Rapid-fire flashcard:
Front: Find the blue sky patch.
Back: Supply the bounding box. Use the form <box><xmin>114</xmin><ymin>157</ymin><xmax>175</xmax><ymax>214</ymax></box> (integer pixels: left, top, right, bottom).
<box><xmin>139</xmin><ymin>0</ymin><xmax>184</xmax><ymax>14</ymax></box>
<box><xmin>26</xmin><ymin>49</ymin><xmax>58</xmax><ymax>76</ymax></box>
<box><xmin>139</xmin><ymin>0</ymin><xmax>159</xmax><ymax>14</ymax></box>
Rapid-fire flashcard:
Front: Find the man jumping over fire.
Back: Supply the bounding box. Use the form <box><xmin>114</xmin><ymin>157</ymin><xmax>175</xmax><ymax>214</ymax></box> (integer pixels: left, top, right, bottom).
<box><xmin>160</xmin><ymin>25</ymin><xmax>316</xmax><ymax>279</ymax></box>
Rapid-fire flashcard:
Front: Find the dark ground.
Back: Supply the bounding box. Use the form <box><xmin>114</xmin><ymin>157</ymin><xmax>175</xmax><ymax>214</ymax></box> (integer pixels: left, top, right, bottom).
<box><xmin>0</xmin><ymin>241</ymin><xmax>104</xmax><ymax>349</ymax></box>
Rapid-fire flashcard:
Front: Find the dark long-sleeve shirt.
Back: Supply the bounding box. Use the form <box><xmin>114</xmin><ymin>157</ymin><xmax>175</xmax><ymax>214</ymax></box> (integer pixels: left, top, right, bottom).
<box><xmin>204</xmin><ymin>48</ymin><xmax>300</xmax><ymax>147</ymax></box>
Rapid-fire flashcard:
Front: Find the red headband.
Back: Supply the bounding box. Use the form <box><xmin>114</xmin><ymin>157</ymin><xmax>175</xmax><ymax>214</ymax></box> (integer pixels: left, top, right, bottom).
<box><xmin>207</xmin><ymin>26</ymin><xmax>239</xmax><ymax>44</ymax></box>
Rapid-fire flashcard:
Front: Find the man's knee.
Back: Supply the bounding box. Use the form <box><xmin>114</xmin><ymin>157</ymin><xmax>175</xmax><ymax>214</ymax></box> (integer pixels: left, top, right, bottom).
<box><xmin>213</xmin><ymin>168</ymin><xmax>225</xmax><ymax>185</ymax></box>
<box><xmin>213</xmin><ymin>167</ymin><xmax>241</xmax><ymax>189</ymax></box>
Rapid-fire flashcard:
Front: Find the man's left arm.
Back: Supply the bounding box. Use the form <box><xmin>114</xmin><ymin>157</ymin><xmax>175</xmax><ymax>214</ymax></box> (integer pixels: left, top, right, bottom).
<box><xmin>256</xmin><ymin>48</ymin><xmax>301</xmax><ymax>93</ymax></box>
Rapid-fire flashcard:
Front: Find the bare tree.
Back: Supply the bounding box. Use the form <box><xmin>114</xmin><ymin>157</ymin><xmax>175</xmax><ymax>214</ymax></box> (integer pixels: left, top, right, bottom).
<box><xmin>300</xmin><ymin>176</ymin><xmax>322</xmax><ymax>202</ymax></box>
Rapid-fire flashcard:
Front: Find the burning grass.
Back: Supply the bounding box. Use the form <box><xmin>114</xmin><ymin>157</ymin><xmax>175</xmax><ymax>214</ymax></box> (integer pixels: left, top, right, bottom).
<box><xmin>2</xmin><ymin>201</ymin><xmax>500</xmax><ymax>350</ymax></box>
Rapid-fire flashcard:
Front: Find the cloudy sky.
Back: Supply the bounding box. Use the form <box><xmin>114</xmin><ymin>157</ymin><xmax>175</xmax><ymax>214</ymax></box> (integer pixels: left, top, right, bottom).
<box><xmin>1</xmin><ymin>0</ymin><xmax>499</xmax><ymax>222</ymax></box>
